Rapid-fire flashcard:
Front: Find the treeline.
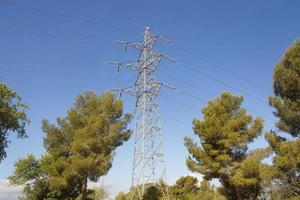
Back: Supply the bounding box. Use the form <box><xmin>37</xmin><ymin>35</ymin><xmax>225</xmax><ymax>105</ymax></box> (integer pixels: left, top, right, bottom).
<box><xmin>0</xmin><ymin>40</ymin><xmax>299</xmax><ymax>200</ymax></box>
<box><xmin>115</xmin><ymin>176</ymin><xmax>226</xmax><ymax>200</ymax></box>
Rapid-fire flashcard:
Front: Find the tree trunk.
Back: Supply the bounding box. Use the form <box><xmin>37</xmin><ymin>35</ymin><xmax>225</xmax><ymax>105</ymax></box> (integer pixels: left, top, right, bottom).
<box><xmin>235</xmin><ymin>187</ymin><xmax>242</xmax><ymax>200</ymax></box>
<box><xmin>81</xmin><ymin>177</ymin><xmax>88</xmax><ymax>200</ymax></box>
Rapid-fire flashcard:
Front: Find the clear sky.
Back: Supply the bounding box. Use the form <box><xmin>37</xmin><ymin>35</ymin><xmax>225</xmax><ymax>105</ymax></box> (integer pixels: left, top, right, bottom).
<box><xmin>0</xmin><ymin>0</ymin><xmax>300</xmax><ymax>198</ymax></box>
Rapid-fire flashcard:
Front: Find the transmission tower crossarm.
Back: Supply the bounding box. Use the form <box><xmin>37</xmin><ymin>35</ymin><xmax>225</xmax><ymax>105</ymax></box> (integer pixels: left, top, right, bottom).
<box><xmin>160</xmin><ymin>82</ymin><xmax>176</xmax><ymax>90</ymax></box>
<box><xmin>115</xmin><ymin>40</ymin><xmax>144</xmax><ymax>51</ymax></box>
<box><xmin>106</xmin><ymin>61</ymin><xmax>139</xmax><ymax>71</ymax></box>
<box><xmin>111</xmin><ymin>85</ymin><xmax>137</xmax><ymax>97</ymax></box>
<box><xmin>150</xmin><ymin>52</ymin><xmax>176</xmax><ymax>62</ymax></box>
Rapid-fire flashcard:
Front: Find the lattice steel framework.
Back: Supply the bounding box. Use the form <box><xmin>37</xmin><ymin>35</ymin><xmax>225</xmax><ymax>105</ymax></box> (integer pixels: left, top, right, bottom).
<box><xmin>109</xmin><ymin>27</ymin><xmax>174</xmax><ymax>200</ymax></box>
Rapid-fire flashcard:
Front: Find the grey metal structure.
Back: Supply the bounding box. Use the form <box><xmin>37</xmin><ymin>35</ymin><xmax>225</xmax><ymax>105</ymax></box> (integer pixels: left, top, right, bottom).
<box><xmin>109</xmin><ymin>27</ymin><xmax>174</xmax><ymax>200</ymax></box>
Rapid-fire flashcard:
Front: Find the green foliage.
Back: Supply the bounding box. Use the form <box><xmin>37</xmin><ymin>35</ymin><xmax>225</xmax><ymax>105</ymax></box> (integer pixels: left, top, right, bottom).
<box><xmin>114</xmin><ymin>177</ymin><xmax>226</xmax><ymax>200</ymax></box>
<box><xmin>197</xmin><ymin>180</ymin><xmax>226</xmax><ymax>200</ymax></box>
<box><xmin>185</xmin><ymin>92</ymin><xmax>269</xmax><ymax>200</ymax></box>
<box><xmin>267</xmin><ymin>40</ymin><xmax>300</xmax><ymax>199</ymax></box>
<box><xmin>266</xmin><ymin>134</ymin><xmax>300</xmax><ymax>199</ymax></box>
<box><xmin>42</xmin><ymin>92</ymin><xmax>131</xmax><ymax>200</ymax></box>
<box><xmin>169</xmin><ymin>176</ymin><xmax>225</xmax><ymax>200</ymax></box>
<box><xmin>9</xmin><ymin>154</ymin><xmax>65</xmax><ymax>200</ymax></box>
<box><xmin>229</xmin><ymin>148</ymin><xmax>273</xmax><ymax>199</ymax></box>
<box><xmin>269</xmin><ymin>40</ymin><xmax>300</xmax><ymax>137</ymax></box>
<box><xmin>115</xmin><ymin>192</ymin><xmax>130</xmax><ymax>200</ymax></box>
<box><xmin>143</xmin><ymin>185</ymin><xmax>162</xmax><ymax>200</ymax></box>
<box><xmin>10</xmin><ymin>92</ymin><xmax>131</xmax><ymax>200</ymax></box>
<box><xmin>265</xmin><ymin>132</ymin><xmax>300</xmax><ymax>200</ymax></box>
<box><xmin>0</xmin><ymin>83</ymin><xmax>29</xmax><ymax>162</ymax></box>
<box><xmin>114</xmin><ymin>186</ymin><xmax>163</xmax><ymax>200</ymax></box>
<box><xmin>9</xmin><ymin>154</ymin><xmax>41</xmax><ymax>185</ymax></box>
<box><xmin>87</xmin><ymin>187</ymin><xmax>109</xmax><ymax>200</ymax></box>
<box><xmin>171</xmin><ymin>175</ymin><xmax>198</xmax><ymax>199</ymax></box>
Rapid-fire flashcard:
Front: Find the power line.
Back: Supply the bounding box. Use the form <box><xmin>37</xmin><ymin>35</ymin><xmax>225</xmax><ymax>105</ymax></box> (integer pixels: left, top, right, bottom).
<box><xmin>6</xmin><ymin>1</ymin><xmax>272</xmax><ymax>98</ymax></box>
<box><xmin>160</xmin><ymin>91</ymin><xmax>268</xmax><ymax>120</ymax></box>
<box><xmin>5</xmin><ymin>78</ymin><xmax>270</xmax><ymax>122</ymax></box>
<box><xmin>160</xmin><ymin>113</ymin><xmax>192</xmax><ymax>129</ymax></box>
<box><xmin>174</xmin><ymin>61</ymin><xmax>269</xmax><ymax>106</ymax></box>
<box><xmin>159</xmin><ymin>69</ymin><xmax>216</xmax><ymax>96</ymax></box>
<box><xmin>0</xmin><ymin>63</ymin><xmax>270</xmax><ymax>119</ymax></box>
<box><xmin>0</xmin><ymin>61</ymin><xmax>268</xmax><ymax>112</ymax></box>
<box><xmin>160</xmin><ymin>94</ymin><xmax>200</xmax><ymax>112</ymax></box>
<box><xmin>158</xmin><ymin>66</ymin><xmax>273</xmax><ymax>120</ymax></box>
<box><xmin>0</xmin><ymin>9</ymin><xmax>272</xmax><ymax>116</ymax></box>
<box><xmin>0</xmin><ymin>25</ymin><xmax>112</xmax><ymax>49</ymax></box>
<box><xmin>5</xmin><ymin>2</ymin><xmax>272</xmax><ymax>100</ymax></box>
<box><xmin>0</xmin><ymin>79</ymin><xmax>109</xmax><ymax>92</ymax></box>
<box><xmin>1</xmin><ymin>66</ymin><xmax>272</xmax><ymax>125</ymax></box>
<box><xmin>174</xmin><ymin>43</ymin><xmax>272</xmax><ymax>93</ymax></box>
<box><xmin>0</xmin><ymin>68</ymin><xmax>272</xmax><ymax>127</ymax></box>
<box><xmin>6</xmin><ymin>1</ymin><xmax>136</xmax><ymax>34</ymax></box>
<box><xmin>0</xmin><ymin>67</ymin><xmax>131</xmax><ymax>83</ymax></box>
<box><xmin>158</xmin><ymin>58</ymin><xmax>269</xmax><ymax>107</ymax></box>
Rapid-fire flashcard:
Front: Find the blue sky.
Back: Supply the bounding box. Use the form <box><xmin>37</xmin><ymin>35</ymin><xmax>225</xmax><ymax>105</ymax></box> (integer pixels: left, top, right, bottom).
<box><xmin>0</xmin><ymin>0</ymin><xmax>300</xmax><ymax>198</ymax></box>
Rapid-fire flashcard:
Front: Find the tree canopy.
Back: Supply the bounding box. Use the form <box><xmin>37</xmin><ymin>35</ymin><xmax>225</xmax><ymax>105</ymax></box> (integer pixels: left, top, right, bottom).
<box><xmin>185</xmin><ymin>92</ymin><xmax>269</xmax><ymax>200</ymax></box>
<box><xmin>266</xmin><ymin>40</ymin><xmax>300</xmax><ymax>199</ymax></box>
<box><xmin>9</xmin><ymin>154</ymin><xmax>66</xmax><ymax>200</ymax></box>
<box><xmin>269</xmin><ymin>40</ymin><xmax>300</xmax><ymax>136</ymax></box>
<box><xmin>10</xmin><ymin>92</ymin><xmax>132</xmax><ymax>200</ymax></box>
<box><xmin>0</xmin><ymin>83</ymin><xmax>29</xmax><ymax>162</ymax></box>
<box><xmin>170</xmin><ymin>176</ymin><xmax>225</xmax><ymax>200</ymax></box>
<box><xmin>171</xmin><ymin>175</ymin><xmax>198</xmax><ymax>199</ymax></box>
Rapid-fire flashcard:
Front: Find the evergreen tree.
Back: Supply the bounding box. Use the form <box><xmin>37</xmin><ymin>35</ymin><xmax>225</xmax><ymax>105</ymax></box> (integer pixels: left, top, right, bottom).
<box><xmin>114</xmin><ymin>176</ymin><xmax>225</xmax><ymax>200</ymax></box>
<box><xmin>142</xmin><ymin>185</ymin><xmax>162</xmax><ymax>200</ymax></box>
<box><xmin>10</xmin><ymin>92</ymin><xmax>132</xmax><ymax>200</ymax></box>
<box><xmin>197</xmin><ymin>180</ymin><xmax>225</xmax><ymax>200</ymax></box>
<box><xmin>266</xmin><ymin>40</ymin><xmax>300</xmax><ymax>199</ymax></box>
<box><xmin>184</xmin><ymin>92</ymin><xmax>268</xmax><ymax>200</ymax></box>
<box><xmin>170</xmin><ymin>176</ymin><xmax>225</xmax><ymax>200</ymax></box>
<box><xmin>0</xmin><ymin>83</ymin><xmax>29</xmax><ymax>162</ymax></box>
<box><xmin>87</xmin><ymin>187</ymin><xmax>109</xmax><ymax>200</ymax></box>
<box><xmin>229</xmin><ymin>148</ymin><xmax>273</xmax><ymax>199</ymax></box>
<box><xmin>43</xmin><ymin>92</ymin><xmax>131</xmax><ymax>200</ymax></box>
<box><xmin>171</xmin><ymin>176</ymin><xmax>198</xmax><ymax>199</ymax></box>
<box><xmin>269</xmin><ymin>40</ymin><xmax>300</xmax><ymax>137</ymax></box>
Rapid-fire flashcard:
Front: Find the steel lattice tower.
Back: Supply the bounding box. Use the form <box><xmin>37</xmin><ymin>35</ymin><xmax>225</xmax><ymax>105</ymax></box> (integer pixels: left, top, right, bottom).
<box><xmin>109</xmin><ymin>27</ymin><xmax>174</xmax><ymax>200</ymax></box>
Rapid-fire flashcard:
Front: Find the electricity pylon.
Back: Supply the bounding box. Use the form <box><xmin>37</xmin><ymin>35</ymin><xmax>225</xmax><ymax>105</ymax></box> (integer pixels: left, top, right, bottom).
<box><xmin>108</xmin><ymin>27</ymin><xmax>174</xmax><ymax>200</ymax></box>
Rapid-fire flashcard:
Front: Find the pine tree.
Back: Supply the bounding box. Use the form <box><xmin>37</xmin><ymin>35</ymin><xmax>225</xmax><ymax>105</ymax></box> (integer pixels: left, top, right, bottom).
<box><xmin>184</xmin><ymin>92</ymin><xmax>267</xmax><ymax>200</ymax></box>
<box><xmin>142</xmin><ymin>186</ymin><xmax>162</xmax><ymax>200</ymax></box>
<box><xmin>266</xmin><ymin>40</ymin><xmax>300</xmax><ymax>199</ymax></box>
<box><xmin>10</xmin><ymin>92</ymin><xmax>132</xmax><ymax>200</ymax></box>
<box><xmin>170</xmin><ymin>176</ymin><xmax>199</xmax><ymax>199</ymax></box>
<box><xmin>170</xmin><ymin>176</ymin><xmax>225</xmax><ymax>200</ymax></box>
<box><xmin>43</xmin><ymin>92</ymin><xmax>132</xmax><ymax>200</ymax></box>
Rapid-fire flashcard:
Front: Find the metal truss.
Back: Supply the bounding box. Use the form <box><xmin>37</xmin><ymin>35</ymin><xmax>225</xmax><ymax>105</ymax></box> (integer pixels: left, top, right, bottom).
<box><xmin>109</xmin><ymin>27</ymin><xmax>174</xmax><ymax>200</ymax></box>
